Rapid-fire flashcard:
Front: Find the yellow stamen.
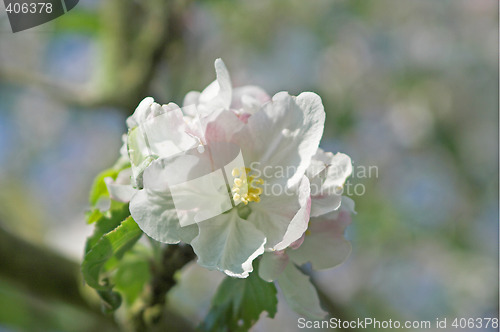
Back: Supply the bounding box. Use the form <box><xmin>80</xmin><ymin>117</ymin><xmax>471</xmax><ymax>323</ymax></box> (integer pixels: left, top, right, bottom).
<box><xmin>231</xmin><ymin>167</ymin><xmax>264</xmax><ymax>205</ymax></box>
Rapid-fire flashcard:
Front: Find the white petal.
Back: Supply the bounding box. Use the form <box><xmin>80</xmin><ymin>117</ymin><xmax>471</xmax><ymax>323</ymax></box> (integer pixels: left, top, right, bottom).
<box><xmin>129</xmin><ymin>188</ymin><xmax>199</xmax><ymax>244</ymax></box>
<box><xmin>198</xmin><ymin>59</ymin><xmax>232</xmax><ymax>116</ymax></box>
<box><xmin>129</xmin><ymin>160</ymin><xmax>200</xmax><ymax>244</ymax></box>
<box><xmin>308</xmin><ymin>150</ymin><xmax>352</xmax><ymax>217</ymax></box>
<box><xmin>323</xmin><ymin>152</ymin><xmax>352</xmax><ymax>188</ymax></box>
<box><xmin>204</xmin><ymin>110</ymin><xmax>245</xmax><ymax>144</ymax></box>
<box><xmin>127</xmin><ymin>105</ymin><xmax>200</xmax><ymax>186</ymax></box>
<box><xmin>231</xmin><ymin>85</ymin><xmax>270</xmax><ymax>114</ymax></box>
<box><xmin>182</xmin><ymin>91</ymin><xmax>201</xmax><ymax>109</ymax></box>
<box><xmin>104</xmin><ymin>168</ymin><xmax>136</xmax><ymax>203</ymax></box>
<box><xmin>126</xmin><ymin>97</ymin><xmax>155</xmax><ymax>128</ymax></box>
<box><xmin>277</xmin><ymin>264</ymin><xmax>327</xmax><ymax>319</ymax></box>
<box><xmin>248</xmin><ymin>176</ymin><xmax>311</xmax><ymax>250</ymax></box>
<box><xmin>287</xmin><ymin>210</ymin><xmax>352</xmax><ymax>270</ymax></box>
<box><xmin>310</xmin><ymin>195</ymin><xmax>342</xmax><ymax>218</ymax></box>
<box><xmin>273</xmin><ymin>177</ymin><xmax>311</xmax><ymax>251</ymax></box>
<box><xmin>191</xmin><ymin>210</ymin><xmax>266</xmax><ymax>278</ymax></box>
<box><xmin>340</xmin><ymin>196</ymin><xmax>357</xmax><ymax>214</ymax></box>
<box><xmin>233</xmin><ymin>92</ymin><xmax>325</xmax><ymax>188</ymax></box>
<box><xmin>258</xmin><ymin>251</ymin><xmax>289</xmax><ymax>282</ymax></box>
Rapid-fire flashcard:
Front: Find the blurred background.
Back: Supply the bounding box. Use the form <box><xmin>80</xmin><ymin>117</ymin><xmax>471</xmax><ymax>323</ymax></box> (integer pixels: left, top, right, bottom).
<box><xmin>0</xmin><ymin>0</ymin><xmax>498</xmax><ymax>331</ymax></box>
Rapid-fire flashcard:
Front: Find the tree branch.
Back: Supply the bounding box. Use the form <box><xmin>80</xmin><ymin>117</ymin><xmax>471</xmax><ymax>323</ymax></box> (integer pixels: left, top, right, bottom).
<box><xmin>0</xmin><ymin>224</ymin><xmax>120</xmax><ymax>331</ymax></box>
<box><xmin>0</xmin><ymin>0</ymin><xmax>191</xmax><ymax>113</ymax></box>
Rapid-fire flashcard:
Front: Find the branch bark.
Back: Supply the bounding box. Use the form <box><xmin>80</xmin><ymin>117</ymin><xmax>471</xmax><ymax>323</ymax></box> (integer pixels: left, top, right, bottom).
<box><xmin>0</xmin><ymin>224</ymin><xmax>120</xmax><ymax>331</ymax></box>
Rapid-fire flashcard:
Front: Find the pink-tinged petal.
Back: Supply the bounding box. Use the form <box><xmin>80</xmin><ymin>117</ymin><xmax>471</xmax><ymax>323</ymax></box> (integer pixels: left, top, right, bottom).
<box><xmin>258</xmin><ymin>250</ymin><xmax>289</xmax><ymax>282</ymax></box>
<box><xmin>231</xmin><ymin>85</ymin><xmax>270</xmax><ymax>114</ymax></box>
<box><xmin>289</xmin><ymin>232</ymin><xmax>306</xmax><ymax>250</ymax></box>
<box><xmin>234</xmin><ymin>111</ymin><xmax>252</xmax><ymax>124</ymax></box>
<box><xmin>204</xmin><ymin>110</ymin><xmax>244</xmax><ymax>144</ymax></box>
<box><xmin>288</xmin><ymin>210</ymin><xmax>352</xmax><ymax>270</ymax></box>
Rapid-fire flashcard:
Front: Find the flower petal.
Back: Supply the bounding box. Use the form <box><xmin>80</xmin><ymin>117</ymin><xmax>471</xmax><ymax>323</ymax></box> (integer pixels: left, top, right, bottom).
<box><xmin>308</xmin><ymin>150</ymin><xmax>352</xmax><ymax>217</ymax></box>
<box><xmin>231</xmin><ymin>85</ymin><xmax>270</xmax><ymax>114</ymax></box>
<box><xmin>287</xmin><ymin>210</ymin><xmax>352</xmax><ymax>270</ymax></box>
<box><xmin>127</xmin><ymin>104</ymin><xmax>200</xmax><ymax>187</ymax></box>
<box><xmin>233</xmin><ymin>92</ymin><xmax>325</xmax><ymax>188</ymax></box>
<box><xmin>104</xmin><ymin>168</ymin><xmax>136</xmax><ymax>203</ymax></box>
<box><xmin>129</xmin><ymin>188</ymin><xmax>198</xmax><ymax>244</ymax></box>
<box><xmin>204</xmin><ymin>110</ymin><xmax>245</xmax><ymax>144</ymax></box>
<box><xmin>248</xmin><ymin>176</ymin><xmax>311</xmax><ymax>250</ymax></box>
<box><xmin>197</xmin><ymin>59</ymin><xmax>232</xmax><ymax>116</ymax></box>
<box><xmin>129</xmin><ymin>160</ymin><xmax>199</xmax><ymax>244</ymax></box>
<box><xmin>126</xmin><ymin>97</ymin><xmax>155</xmax><ymax>129</ymax></box>
<box><xmin>277</xmin><ymin>264</ymin><xmax>327</xmax><ymax>319</ymax></box>
<box><xmin>191</xmin><ymin>210</ymin><xmax>266</xmax><ymax>278</ymax></box>
<box><xmin>182</xmin><ymin>91</ymin><xmax>201</xmax><ymax>109</ymax></box>
<box><xmin>258</xmin><ymin>251</ymin><xmax>289</xmax><ymax>282</ymax></box>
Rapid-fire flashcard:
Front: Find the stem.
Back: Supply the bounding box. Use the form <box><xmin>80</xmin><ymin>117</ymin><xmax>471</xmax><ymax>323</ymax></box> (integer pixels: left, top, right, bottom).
<box><xmin>131</xmin><ymin>244</ymin><xmax>196</xmax><ymax>331</ymax></box>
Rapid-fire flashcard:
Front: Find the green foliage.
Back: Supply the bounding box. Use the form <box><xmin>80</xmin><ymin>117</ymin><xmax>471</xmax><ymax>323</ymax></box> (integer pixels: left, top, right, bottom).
<box><xmin>83</xmin><ymin>163</ymin><xmax>145</xmax><ymax>313</ymax></box>
<box><xmin>199</xmin><ymin>262</ymin><xmax>278</xmax><ymax>332</ymax></box>
<box><xmin>82</xmin><ymin>216</ymin><xmax>143</xmax><ymax>312</ymax></box>
<box><xmin>114</xmin><ymin>245</ymin><xmax>151</xmax><ymax>306</ymax></box>
<box><xmin>88</xmin><ymin>168</ymin><xmax>120</xmax><ymax>208</ymax></box>
<box><xmin>53</xmin><ymin>9</ymin><xmax>101</xmax><ymax>35</ymax></box>
<box><xmin>84</xmin><ymin>201</ymin><xmax>131</xmax><ymax>254</ymax></box>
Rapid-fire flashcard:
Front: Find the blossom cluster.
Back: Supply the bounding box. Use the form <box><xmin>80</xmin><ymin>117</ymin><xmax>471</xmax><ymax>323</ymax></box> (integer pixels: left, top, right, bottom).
<box><xmin>106</xmin><ymin>59</ymin><xmax>354</xmax><ymax>318</ymax></box>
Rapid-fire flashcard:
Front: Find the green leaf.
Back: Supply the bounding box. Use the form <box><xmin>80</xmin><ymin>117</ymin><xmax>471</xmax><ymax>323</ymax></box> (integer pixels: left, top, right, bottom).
<box><xmin>96</xmin><ymin>289</ymin><xmax>122</xmax><ymax>313</ymax></box>
<box><xmin>82</xmin><ymin>217</ymin><xmax>143</xmax><ymax>312</ymax></box>
<box><xmin>88</xmin><ymin>161</ymin><xmax>130</xmax><ymax>208</ymax></box>
<box><xmin>84</xmin><ymin>201</ymin><xmax>131</xmax><ymax>254</ymax></box>
<box><xmin>82</xmin><ymin>216</ymin><xmax>143</xmax><ymax>291</ymax></box>
<box><xmin>200</xmin><ymin>261</ymin><xmax>278</xmax><ymax>332</ymax></box>
<box><xmin>89</xmin><ymin>168</ymin><xmax>120</xmax><ymax>207</ymax></box>
<box><xmin>85</xmin><ymin>208</ymin><xmax>103</xmax><ymax>225</ymax></box>
<box><xmin>114</xmin><ymin>245</ymin><xmax>151</xmax><ymax>306</ymax></box>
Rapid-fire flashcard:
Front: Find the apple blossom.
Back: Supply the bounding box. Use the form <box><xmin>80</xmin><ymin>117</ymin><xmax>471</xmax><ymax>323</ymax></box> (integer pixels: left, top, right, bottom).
<box><xmin>106</xmin><ymin>59</ymin><xmax>353</xmax><ymax>282</ymax></box>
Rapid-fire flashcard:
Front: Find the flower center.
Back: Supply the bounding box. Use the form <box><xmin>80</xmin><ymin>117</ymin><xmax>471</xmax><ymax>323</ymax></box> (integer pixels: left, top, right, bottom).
<box><xmin>231</xmin><ymin>167</ymin><xmax>264</xmax><ymax>205</ymax></box>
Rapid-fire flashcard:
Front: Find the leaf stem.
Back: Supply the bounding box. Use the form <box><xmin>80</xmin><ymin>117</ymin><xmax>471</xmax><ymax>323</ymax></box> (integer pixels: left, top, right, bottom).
<box><xmin>130</xmin><ymin>244</ymin><xmax>196</xmax><ymax>331</ymax></box>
